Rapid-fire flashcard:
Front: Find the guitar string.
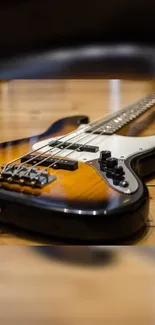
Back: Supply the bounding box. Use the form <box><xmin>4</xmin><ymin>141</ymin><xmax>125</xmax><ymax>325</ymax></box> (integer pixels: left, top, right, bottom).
<box><xmin>22</xmin><ymin>93</ymin><xmax>155</xmax><ymax>177</ymax></box>
<box><xmin>28</xmin><ymin>111</ymin><xmax>152</xmax><ymax>179</ymax></box>
<box><xmin>3</xmin><ymin>99</ymin><xmax>135</xmax><ymax>172</ymax></box>
<box><xmin>3</xmin><ymin>92</ymin><xmax>155</xmax><ymax>175</ymax></box>
<box><xmin>5</xmin><ymin>102</ymin><xmax>134</xmax><ymax>173</ymax></box>
<box><xmin>33</xmin><ymin>127</ymin><xmax>113</xmax><ymax>178</ymax></box>
<box><xmin>14</xmin><ymin>125</ymin><xmax>96</xmax><ymax>174</ymax></box>
<box><xmin>14</xmin><ymin>94</ymin><xmax>146</xmax><ymax>171</ymax></box>
<box><xmin>22</xmin><ymin>120</ymin><xmax>113</xmax><ymax>176</ymax></box>
<box><xmin>3</xmin><ymin>114</ymin><xmax>108</xmax><ymax>172</ymax></box>
<box><xmin>18</xmin><ymin>95</ymin><xmax>155</xmax><ymax>177</ymax></box>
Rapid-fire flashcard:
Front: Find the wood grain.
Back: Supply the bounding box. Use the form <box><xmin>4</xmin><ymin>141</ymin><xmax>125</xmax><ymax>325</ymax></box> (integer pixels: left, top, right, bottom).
<box><xmin>0</xmin><ymin>246</ymin><xmax>154</xmax><ymax>325</ymax></box>
<box><xmin>0</xmin><ymin>80</ymin><xmax>155</xmax><ymax>245</ymax></box>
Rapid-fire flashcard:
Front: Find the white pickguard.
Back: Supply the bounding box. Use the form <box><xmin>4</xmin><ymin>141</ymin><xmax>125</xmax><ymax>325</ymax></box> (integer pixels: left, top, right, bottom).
<box><xmin>33</xmin><ymin>124</ymin><xmax>155</xmax><ymax>162</ymax></box>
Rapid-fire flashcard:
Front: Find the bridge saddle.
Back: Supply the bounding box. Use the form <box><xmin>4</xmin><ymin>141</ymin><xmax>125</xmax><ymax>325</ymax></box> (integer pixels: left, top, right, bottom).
<box><xmin>0</xmin><ymin>164</ymin><xmax>56</xmax><ymax>188</ymax></box>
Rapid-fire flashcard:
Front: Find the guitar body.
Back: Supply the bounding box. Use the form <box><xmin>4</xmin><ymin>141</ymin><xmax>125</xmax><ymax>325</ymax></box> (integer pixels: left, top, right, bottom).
<box><xmin>0</xmin><ymin>114</ymin><xmax>153</xmax><ymax>243</ymax></box>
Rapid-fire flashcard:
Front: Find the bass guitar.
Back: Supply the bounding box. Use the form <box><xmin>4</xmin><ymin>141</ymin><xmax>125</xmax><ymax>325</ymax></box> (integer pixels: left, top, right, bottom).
<box><xmin>0</xmin><ymin>93</ymin><xmax>154</xmax><ymax>243</ymax></box>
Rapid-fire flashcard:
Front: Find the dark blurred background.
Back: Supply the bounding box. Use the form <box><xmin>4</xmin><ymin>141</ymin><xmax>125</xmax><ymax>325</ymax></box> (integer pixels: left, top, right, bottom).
<box><xmin>0</xmin><ymin>1</ymin><xmax>155</xmax><ymax>57</ymax></box>
<box><xmin>0</xmin><ymin>1</ymin><xmax>155</xmax><ymax>77</ymax></box>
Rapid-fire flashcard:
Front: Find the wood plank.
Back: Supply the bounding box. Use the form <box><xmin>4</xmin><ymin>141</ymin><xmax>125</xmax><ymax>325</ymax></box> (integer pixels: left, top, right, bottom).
<box><xmin>0</xmin><ymin>247</ymin><xmax>154</xmax><ymax>325</ymax></box>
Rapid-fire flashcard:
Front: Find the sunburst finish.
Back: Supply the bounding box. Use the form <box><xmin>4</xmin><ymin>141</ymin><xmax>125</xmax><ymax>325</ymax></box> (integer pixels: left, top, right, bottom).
<box><xmin>0</xmin><ymin>80</ymin><xmax>155</xmax><ymax>244</ymax></box>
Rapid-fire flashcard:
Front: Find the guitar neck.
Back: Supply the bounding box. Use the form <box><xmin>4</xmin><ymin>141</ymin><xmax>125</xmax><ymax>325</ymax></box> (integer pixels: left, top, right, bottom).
<box><xmin>86</xmin><ymin>93</ymin><xmax>155</xmax><ymax>135</ymax></box>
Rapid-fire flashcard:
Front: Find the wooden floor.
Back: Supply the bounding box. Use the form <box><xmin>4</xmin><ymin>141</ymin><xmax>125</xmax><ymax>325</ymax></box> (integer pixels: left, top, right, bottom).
<box><xmin>0</xmin><ymin>80</ymin><xmax>155</xmax><ymax>245</ymax></box>
<box><xmin>0</xmin><ymin>246</ymin><xmax>155</xmax><ymax>325</ymax></box>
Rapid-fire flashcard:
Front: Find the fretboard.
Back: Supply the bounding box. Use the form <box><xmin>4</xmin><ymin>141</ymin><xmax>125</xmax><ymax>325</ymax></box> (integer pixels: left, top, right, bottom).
<box><xmin>86</xmin><ymin>93</ymin><xmax>155</xmax><ymax>135</ymax></box>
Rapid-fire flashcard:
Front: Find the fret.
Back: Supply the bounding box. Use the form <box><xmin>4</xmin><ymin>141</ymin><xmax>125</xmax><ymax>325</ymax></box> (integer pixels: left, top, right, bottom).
<box><xmin>86</xmin><ymin>93</ymin><xmax>155</xmax><ymax>135</ymax></box>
